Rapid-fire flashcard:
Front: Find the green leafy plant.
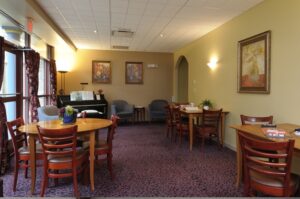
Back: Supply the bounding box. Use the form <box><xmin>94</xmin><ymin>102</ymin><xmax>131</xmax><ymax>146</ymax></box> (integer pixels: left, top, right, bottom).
<box><xmin>65</xmin><ymin>105</ymin><xmax>74</xmax><ymax>116</ymax></box>
<box><xmin>59</xmin><ymin>105</ymin><xmax>74</xmax><ymax>118</ymax></box>
<box><xmin>200</xmin><ymin>99</ymin><xmax>213</xmax><ymax>108</ymax></box>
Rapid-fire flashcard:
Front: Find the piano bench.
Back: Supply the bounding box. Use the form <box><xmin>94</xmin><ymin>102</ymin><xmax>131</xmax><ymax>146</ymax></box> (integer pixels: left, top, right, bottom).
<box><xmin>79</xmin><ymin>110</ymin><xmax>103</xmax><ymax>118</ymax></box>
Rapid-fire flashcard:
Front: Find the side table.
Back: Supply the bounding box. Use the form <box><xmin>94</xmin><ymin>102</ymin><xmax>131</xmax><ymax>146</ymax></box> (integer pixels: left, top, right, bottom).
<box><xmin>134</xmin><ymin>106</ymin><xmax>145</xmax><ymax>122</ymax></box>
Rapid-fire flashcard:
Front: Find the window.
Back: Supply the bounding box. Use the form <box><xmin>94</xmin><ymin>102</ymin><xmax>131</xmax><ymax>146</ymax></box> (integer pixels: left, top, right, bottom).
<box><xmin>23</xmin><ymin>58</ymin><xmax>51</xmax><ymax>122</ymax></box>
<box><xmin>0</xmin><ymin>48</ymin><xmax>22</xmax><ymax>138</ymax></box>
<box><xmin>0</xmin><ymin>51</ymin><xmax>16</xmax><ymax>96</ymax></box>
<box><xmin>1</xmin><ymin>12</ymin><xmax>54</xmax><ymax>124</ymax></box>
<box><xmin>38</xmin><ymin>59</ymin><xmax>51</xmax><ymax>106</ymax></box>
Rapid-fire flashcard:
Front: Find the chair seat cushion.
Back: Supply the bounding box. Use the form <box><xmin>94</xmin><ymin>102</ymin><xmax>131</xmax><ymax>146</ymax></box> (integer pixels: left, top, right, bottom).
<box><xmin>96</xmin><ymin>139</ymin><xmax>107</xmax><ymax>146</ymax></box>
<box><xmin>95</xmin><ymin>139</ymin><xmax>109</xmax><ymax>149</ymax></box>
<box><xmin>48</xmin><ymin>149</ymin><xmax>87</xmax><ymax>163</ymax></box>
<box><xmin>150</xmin><ymin>111</ymin><xmax>166</xmax><ymax>115</ymax></box>
<box><xmin>95</xmin><ymin>144</ymin><xmax>109</xmax><ymax>151</ymax></box>
<box><xmin>176</xmin><ymin>123</ymin><xmax>189</xmax><ymax>131</ymax></box>
<box><xmin>195</xmin><ymin>125</ymin><xmax>217</xmax><ymax>135</ymax></box>
<box><xmin>81</xmin><ymin>139</ymin><xmax>107</xmax><ymax>149</ymax></box>
<box><xmin>117</xmin><ymin>111</ymin><xmax>133</xmax><ymax>116</ymax></box>
<box><xmin>250</xmin><ymin>170</ymin><xmax>299</xmax><ymax>188</ymax></box>
<box><xmin>18</xmin><ymin>145</ymin><xmax>43</xmax><ymax>155</ymax></box>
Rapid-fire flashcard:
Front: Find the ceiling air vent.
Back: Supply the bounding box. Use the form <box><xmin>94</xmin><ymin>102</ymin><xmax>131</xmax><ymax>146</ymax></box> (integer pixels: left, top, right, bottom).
<box><xmin>111</xmin><ymin>29</ymin><xmax>134</xmax><ymax>38</ymax></box>
<box><xmin>112</xmin><ymin>45</ymin><xmax>129</xmax><ymax>50</ymax></box>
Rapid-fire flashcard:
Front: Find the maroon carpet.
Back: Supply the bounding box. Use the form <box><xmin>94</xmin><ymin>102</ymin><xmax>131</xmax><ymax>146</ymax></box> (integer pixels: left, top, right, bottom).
<box><xmin>2</xmin><ymin>123</ymin><xmax>243</xmax><ymax>197</ymax></box>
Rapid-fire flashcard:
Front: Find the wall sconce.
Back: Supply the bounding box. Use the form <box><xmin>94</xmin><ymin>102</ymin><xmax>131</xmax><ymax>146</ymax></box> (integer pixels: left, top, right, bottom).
<box><xmin>207</xmin><ymin>57</ymin><xmax>218</xmax><ymax>70</ymax></box>
<box><xmin>58</xmin><ymin>70</ymin><xmax>68</xmax><ymax>95</ymax></box>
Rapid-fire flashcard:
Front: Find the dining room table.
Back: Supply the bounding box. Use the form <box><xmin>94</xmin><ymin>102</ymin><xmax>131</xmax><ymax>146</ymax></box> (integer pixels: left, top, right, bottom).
<box><xmin>230</xmin><ymin>123</ymin><xmax>300</xmax><ymax>187</ymax></box>
<box><xmin>18</xmin><ymin>117</ymin><xmax>112</xmax><ymax>194</ymax></box>
<box><xmin>180</xmin><ymin>108</ymin><xmax>229</xmax><ymax>151</ymax></box>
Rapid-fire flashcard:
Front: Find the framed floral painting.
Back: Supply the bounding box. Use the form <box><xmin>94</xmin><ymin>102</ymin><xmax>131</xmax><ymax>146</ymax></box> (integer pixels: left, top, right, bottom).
<box><xmin>125</xmin><ymin>62</ymin><xmax>143</xmax><ymax>84</ymax></box>
<box><xmin>237</xmin><ymin>31</ymin><xmax>271</xmax><ymax>93</ymax></box>
<box><xmin>92</xmin><ymin>60</ymin><xmax>111</xmax><ymax>83</ymax></box>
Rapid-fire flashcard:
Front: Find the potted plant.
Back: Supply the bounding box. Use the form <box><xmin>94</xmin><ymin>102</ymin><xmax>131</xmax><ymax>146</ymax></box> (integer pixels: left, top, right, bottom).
<box><xmin>200</xmin><ymin>99</ymin><xmax>213</xmax><ymax>110</ymax></box>
<box><xmin>59</xmin><ymin>105</ymin><xmax>77</xmax><ymax>124</ymax></box>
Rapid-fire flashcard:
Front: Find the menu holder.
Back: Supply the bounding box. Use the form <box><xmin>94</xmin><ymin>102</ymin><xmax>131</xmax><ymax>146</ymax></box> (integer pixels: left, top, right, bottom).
<box><xmin>184</xmin><ymin>107</ymin><xmax>199</xmax><ymax>112</ymax></box>
<box><xmin>295</xmin><ymin>132</ymin><xmax>300</xmax><ymax>136</ymax></box>
<box><xmin>262</xmin><ymin>128</ymin><xmax>287</xmax><ymax>138</ymax></box>
<box><xmin>261</xmin><ymin>123</ymin><xmax>277</xmax><ymax>128</ymax></box>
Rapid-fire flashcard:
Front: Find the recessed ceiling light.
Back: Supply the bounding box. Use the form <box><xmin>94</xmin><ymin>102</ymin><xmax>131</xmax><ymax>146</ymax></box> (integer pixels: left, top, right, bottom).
<box><xmin>93</xmin><ymin>30</ymin><xmax>97</xmax><ymax>33</ymax></box>
<box><xmin>160</xmin><ymin>33</ymin><xmax>164</xmax><ymax>38</ymax></box>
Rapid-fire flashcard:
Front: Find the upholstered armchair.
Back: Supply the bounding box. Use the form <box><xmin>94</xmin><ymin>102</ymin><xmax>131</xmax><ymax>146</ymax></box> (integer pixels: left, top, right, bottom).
<box><xmin>37</xmin><ymin>105</ymin><xmax>59</xmax><ymax>121</ymax></box>
<box><xmin>148</xmin><ymin>99</ymin><xmax>168</xmax><ymax>122</ymax></box>
<box><xmin>111</xmin><ymin>100</ymin><xmax>134</xmax><ymax>122</ymax></box>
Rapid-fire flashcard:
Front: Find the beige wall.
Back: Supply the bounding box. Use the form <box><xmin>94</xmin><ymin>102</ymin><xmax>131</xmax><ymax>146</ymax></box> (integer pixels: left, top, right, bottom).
<box><xmin>63</xmin><ymin>49</ymin><xmax>173</xmax><ymax>118</ymax></box>
<box><xmin>174</xmin><ymin>0</ymin><xmax>300</xmax><ymax>151</ymax></box>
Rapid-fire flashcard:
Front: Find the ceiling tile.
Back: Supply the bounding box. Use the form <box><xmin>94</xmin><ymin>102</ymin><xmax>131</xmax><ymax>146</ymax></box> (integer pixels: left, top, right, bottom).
<box><xmin>36</xmin><ymin>0</ymin><xmax>263</xmax><ymax>52</ymax></box>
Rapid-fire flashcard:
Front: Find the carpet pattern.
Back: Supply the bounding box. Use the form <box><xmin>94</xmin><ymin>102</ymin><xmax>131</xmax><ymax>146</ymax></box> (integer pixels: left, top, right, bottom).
<box><xmin>2</xmin><ymin>123</ymin><xmax>243</xmax><ymax>197</ymax></box>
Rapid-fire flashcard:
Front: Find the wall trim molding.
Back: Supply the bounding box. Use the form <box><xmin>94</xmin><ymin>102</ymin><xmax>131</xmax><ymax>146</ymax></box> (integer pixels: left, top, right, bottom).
<box><xmin>27</xmin><ymin>0</ymin><xmax>77</xmax><ymax>51</ymax></box>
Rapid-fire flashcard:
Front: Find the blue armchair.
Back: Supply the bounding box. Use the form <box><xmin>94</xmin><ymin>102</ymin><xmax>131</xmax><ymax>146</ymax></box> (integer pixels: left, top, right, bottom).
<box><xmin>111</xmin><ymin>100</ymin><xmax>134</xmax><ymax>122</ymax></box>
<box><xmin>148</xmin><ymin>99</ymin><xmax>168</xmax><ymax>121</ymax></box>
<box><xmin>37</xmin><ymin>105</ymin><xmax>59</xmax><ymax>121</ymax></box>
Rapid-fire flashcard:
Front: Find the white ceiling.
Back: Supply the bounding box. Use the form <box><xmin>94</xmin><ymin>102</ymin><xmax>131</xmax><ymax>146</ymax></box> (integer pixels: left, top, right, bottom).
<box><xmin>36</xmin><ymin>0</ymin><xmax>263</xmax><ymax>53</ymax></box>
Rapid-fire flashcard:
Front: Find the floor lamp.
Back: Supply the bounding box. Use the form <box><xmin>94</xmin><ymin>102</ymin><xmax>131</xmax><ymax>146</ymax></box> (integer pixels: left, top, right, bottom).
<box><xmin>58</xmin><ymin>70</ymin><xmax>68</xmax><ymax>95</ymax></box>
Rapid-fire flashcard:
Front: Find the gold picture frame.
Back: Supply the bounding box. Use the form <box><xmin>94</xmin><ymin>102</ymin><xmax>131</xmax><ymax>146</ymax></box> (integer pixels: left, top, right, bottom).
<box><xmin>237</xmin><ymin>31</ymin><xmax>271</xmax><ymax>94</ymax></box>
<box><xmin>92</xmin><ymin>60</ymin><xmax>111</xmax><ymax>84</ymax></box>
<box><xmin>125</xmin><ymin>62</ymin><xmax>143</xmax><ymax>84</ymax></box>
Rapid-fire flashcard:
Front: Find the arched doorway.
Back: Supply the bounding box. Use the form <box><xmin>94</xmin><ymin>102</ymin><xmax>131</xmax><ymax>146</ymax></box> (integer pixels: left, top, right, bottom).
<box><xmin>176</xmin><ymin>56</ymin><xmax>189</xmax><ymax>103</ymax></box>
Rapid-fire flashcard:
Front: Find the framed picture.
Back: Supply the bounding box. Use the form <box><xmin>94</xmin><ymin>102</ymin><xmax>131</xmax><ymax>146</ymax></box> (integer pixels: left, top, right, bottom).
<box><xmin>92</xmin><ymin>60</ymin><xmax>111</xmax><ymax>83</ymax></box>
<box><xmin>237</xmin><ymin>31</ymin><xmax>271</xmax><ymax>93</ymax></box>
<box><xmin>125</xmin><ymin>62</ymin><xmax>143</xmax><ymax>84</ymax></box>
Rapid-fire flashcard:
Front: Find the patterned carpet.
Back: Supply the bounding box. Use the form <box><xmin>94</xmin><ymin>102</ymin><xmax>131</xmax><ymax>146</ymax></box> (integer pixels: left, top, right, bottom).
<box><xmin>2</xmin><ymin>123</ymin><xmax>243</xmax><ymax>197</ymax></box>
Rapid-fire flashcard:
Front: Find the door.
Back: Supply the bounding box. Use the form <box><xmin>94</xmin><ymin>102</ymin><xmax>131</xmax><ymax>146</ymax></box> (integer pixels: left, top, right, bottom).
<box><xmin>177</xmin><ymin>56</ymin><xmax>188</xmax><ymax>103</ymax></box>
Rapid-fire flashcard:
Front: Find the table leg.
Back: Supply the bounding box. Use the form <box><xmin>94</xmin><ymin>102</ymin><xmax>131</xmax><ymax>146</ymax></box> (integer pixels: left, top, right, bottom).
<box><xmin>220</xmin><ymin>113</ymin><xmax>225</xmax><ymax>147</ymax></box>
<box><xmin>142</xmin><ymin>108</ymin><xmax>145</xmax><ymax>121</ymax></box>
<box><xmin>236</xmin><ymin>130</ymin><xmax>242</xmax><ymax>187</ymax></box>
<box><xmin>189</xmin><ymin>114</ymin><xmax>194</xmax><ymax>151</ymax></box>
<box><xmin>89</xmin><ymin>131</ymin><xmax>95</xmax><ymax>191</ymax></box>
<box><xmin>29</xmin><ymin>135</ymin><xmax>36</xmax><ymax>194</ymax></box>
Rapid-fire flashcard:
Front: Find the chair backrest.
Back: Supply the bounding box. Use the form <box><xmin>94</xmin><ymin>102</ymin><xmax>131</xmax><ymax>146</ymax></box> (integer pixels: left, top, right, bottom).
<box><xmin>37</xmin><ymin>125</ymin><xmax>78</xmax><ymax>161</ymax></box>
<box><xmin>165</xmin><ymin>104</ymin><xmax>173</xmax><ymax>122</ymax></box>
<box><xmin>6</xmin><ymin>117</ymin><xmax>27</xmax><ymax>155</ymax></box>
<box><xmin>172</xmin><ymin>106</ymin><xmax>187</xmax><ymax>126</ymax></box>
<box><xmin>240</xmin><ymin>115</ymin><xmax>273</xmax><ymax>125</ymax></box>
<box><xmin>149</xmin><ymin>99</ymin><xmax>168</xmax><ymax>111</ymax></box>
<box><xmin>111</xmin><ymin>100</ymin><xmax>129</xmax><ymax>112</ymax></box>
<box><xmin>202</xmin><ymin>109</ymin><xmax>222</xmax><ymax>129</ymax></box>
<box><xmin>107</xmin><ymin>115</ymin><xmax>118</xmax><ymax>145</ymax></box>
<box><xmin>111</xmin><ymin>100</ymin><xmax>134</xmax><ymax>114</ymax></box>
<box><xmin>172</xmin><ymin>106</ymin><xmax>180</xmax><ymax>121</ymax></box>
<box><xmin>37</xmin><ymin>106</ymin><xmax>59</xmax><ymax>121</ymax></box>
<box><xmin>238</xmin><ymin>132</ymin><xmax>295</xmax><ymax>196</ymax></box>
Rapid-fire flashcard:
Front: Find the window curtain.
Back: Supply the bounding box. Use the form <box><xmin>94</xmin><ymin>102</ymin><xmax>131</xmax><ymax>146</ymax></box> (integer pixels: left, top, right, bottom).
<box><xmin>0</xmin><ymin>36</ymin><xmax>9</xmax><ymax>175</ymax></box>
<box><xmin>25</xmin><ymin>50</ymin><xmax>40</xmax><ymax>122</ymax></box>
<box><xmin>49</xmin><ymin>59</ymin><xmax>57</xmax><ymax>105</ymax></box>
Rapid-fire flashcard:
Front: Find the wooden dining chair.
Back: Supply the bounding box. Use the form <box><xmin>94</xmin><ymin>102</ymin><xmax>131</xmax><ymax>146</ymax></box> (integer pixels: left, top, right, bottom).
<box><xmin>173</xmin><ymin>107</ymin><xmax>189</xmax><ymax>145</ymax></box>
<box><xmin>165</xmin><ymin>104</ymin><xmax>177</xmax><ymax>140</ymax></box>
<box><xmin>36</xmin><ymin>125</ymin><xmax>89</xmax><ymax>197</ymax></box>
<box><xmin>94</xmin><ymin>115</ymin><xmax>118</xmax><ymax>180</ymax></box>
<box><xmin>6</xmin><ymin>117</ymin><xmax>44</xmax><ymax>192</ymax></box>
<box><xmin>241</xmin><ymin>114</ymin><xmax>276</xmax><ymax>162</ymax></box>
<box><xmin>238</xmin><ymin>132</ymin><xmax>299</xmax><ymax>197</ymax></box>
<box><xmin>240</xmin><ymin>115</ymin><xmax>273</xmax><ymax>125</ymax></box>
<box><xmin>194</xmin><ymin>109</ymin><xmax>222</xmax><ymax>151</ymax></box>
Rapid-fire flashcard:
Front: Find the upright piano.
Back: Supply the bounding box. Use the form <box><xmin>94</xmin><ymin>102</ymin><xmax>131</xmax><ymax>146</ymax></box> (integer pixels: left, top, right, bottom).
<box><xmin>57</xmin><ymin>94</ymin><xmax>108</xmax><ymax>118</ymax></box>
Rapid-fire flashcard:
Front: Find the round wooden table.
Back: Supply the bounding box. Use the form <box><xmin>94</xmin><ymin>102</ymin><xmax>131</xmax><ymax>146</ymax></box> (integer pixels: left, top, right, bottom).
<box><xmin>18</xmin><ymin>118</ymin><xmax>112</xmax><ymax>194</ymax></box>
